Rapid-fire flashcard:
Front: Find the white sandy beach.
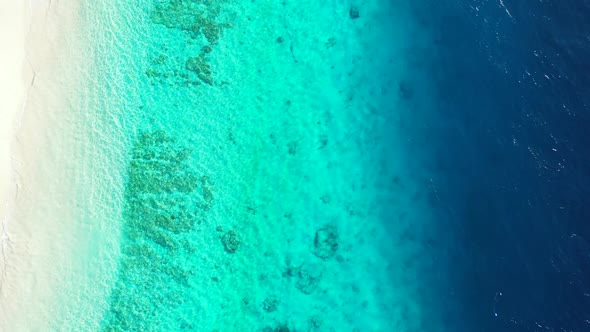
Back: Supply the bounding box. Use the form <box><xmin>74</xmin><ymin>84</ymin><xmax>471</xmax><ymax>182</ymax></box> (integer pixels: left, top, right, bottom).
<box><xmin>0</xmin><ymin>0</ymin><xmax>53</xmax><ymax>327</ymax></box>
<box><xmin>0</xmin><ymin>0</ymin><xmax>94</xmax><ymax>329</ymax></box>
<box><xmin>0</xmin><ymin>0</ymin><xmax>31</xmax><ymax>327</ymax></box>
<box><xmin>0</xmin><ymin>0</ymin><xmax>29</xmax><ymax>237</ymax></box>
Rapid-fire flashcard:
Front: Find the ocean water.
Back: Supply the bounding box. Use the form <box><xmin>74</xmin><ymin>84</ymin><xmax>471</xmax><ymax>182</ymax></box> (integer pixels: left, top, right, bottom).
<box><xmin>7</xmin><ymin>0</ymin><xmax>589</xmax><ymax>330</ymax></box>
<box><xmin>403</xmin><ymin>0</ymin><xmax>590</xmax><ymax>331</ymax></box>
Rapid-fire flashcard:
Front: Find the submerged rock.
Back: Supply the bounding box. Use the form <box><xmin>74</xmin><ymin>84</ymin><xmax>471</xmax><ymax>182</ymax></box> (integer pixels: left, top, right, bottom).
<box><xmin>287</xmin><ymin>142</ymin><xmax>297</xmax><ymax>155</ymax></box>
<box><xmin>308</xmin><ymin>316</ymin><xmax>322</xmax><ymax>330</ymax></box>
<box><xmin>186</xmin><ymin>54</ymin><xmax>213</xmax><ymax>85</ymax></box>
<box><xmin>295</xmin><ymin>265</ymin><xmax>321</xmax><ymax>294</ymax></box>
<box><xmin>312</xmin><ymin>225</ymin><xmax>338</xmax><ymax>259</ymax></box>
<box><xmin>282</xmin><ymin>263</ymin><xmax>300</xmax><ymax>278</ymax></box>
<box><xmin>263</xmin><ymin>322</ymin><xmax>290</xmax><ymax>332</ymax></box>
<box><xmin>262</xmin><ymin>324</ymin><xmax>290</xmax><ymax>332</ymax></box>
<box><xmin>284</xmin><ymin>258</ymin><xmax>322</xmax><ymax>294</ymax></box>
<box><xmin>202</xmin><ymin>45</ymin><xmax>213</xmax><ymax>54</ymax></box>
<box><xmin>349</xmin><ymin>6</ymin><xmax>360</xmax><ymax>19</ymax></box>
<box><xmin>275</xmin><ymin>323</ymin><xmax>290</xmax><ymax>332</ymax></box>
<box><xmin>262</xmin><ymin>296</ymin><xmax>279</xmax><ymax>312</ymax></box>
<box><xmin>222</xmin><ymin>230</ymin><xmax>241</xmax><ymax>253</ymax></box>
<box><xmin>325</xmin><ymin>37</ymin><xmax>337</xmax><ymax>48</ymax></box>
<box><xmin>202</xmin><ymin>23</ymin><xmax>222</xmax><ymax>44</ymax></box>
<box><xmin>398</xmin><ymin>80</ymin><xmax>414</xmax><ymax>100</ymax></box>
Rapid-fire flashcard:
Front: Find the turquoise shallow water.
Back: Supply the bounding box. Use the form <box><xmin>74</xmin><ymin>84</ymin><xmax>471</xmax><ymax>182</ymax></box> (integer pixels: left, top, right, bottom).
<box><xmin>58</xmin><ymin>0</ymin><xmax>443</xmax><ymax>330</ymax></box>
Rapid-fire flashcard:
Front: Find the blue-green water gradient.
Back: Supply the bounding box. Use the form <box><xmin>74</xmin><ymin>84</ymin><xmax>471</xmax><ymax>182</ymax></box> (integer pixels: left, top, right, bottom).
<box><xmin>70</xmin><ymin>0</ymin><xmax>443</xmax><ymax>330</ymax></box>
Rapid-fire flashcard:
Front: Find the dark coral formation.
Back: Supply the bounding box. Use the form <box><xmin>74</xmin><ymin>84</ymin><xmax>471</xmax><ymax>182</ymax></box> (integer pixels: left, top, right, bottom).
<box><xmin>325</xmin><ymin>37</ymin><xmax>337</xmax><ymax>48</ymax></box>
<box><xmin>198</xmin><ymin>176</ymin><xmax>214</xmax><ymax>210</ymax></box>
<box><xmin>318</xmin><ymin>134</ymin><xmax>328</xmax><ymax>149</ymax></box>
<box><xmin>262</xmin><ymin>322</ymin><xmax>290</xmax><ymax>332</ymax></box>
<box><xmin>295</xmin><ymin>265</ymin><xmax>321</xmax><ymax>294</ymax></box>
<box><xmin>101</xmin><ymin>130</ymin><xmax>213</xmax><ymax>330</ymax></box>
<box><xmin>308</xmin><ymin>317</ymin><xmax>322</xmax><ymax>330</ymax></box>
<box><xmin>283</xmin><ymin>259</ymin><xmax>322</xmax><ymax>295</ymax></box>
<box><xmin>202</xmin><ymin>45</ymin><xmax>213</xmax><ymax>54</ymax></box>
<box><xmin>312</xmin><ymin>225</ymin><xmax>339</xmax><ymax>259</ymax></box>
<box><xmin>398</xmin><ymin>80</ymin><xmax>414</xmax><ymax>100</ymax></box>
<box><xmin>145</xmin><ymin>0</ymin><xmax>233</xmax><ymax>85</ymax></box>
<box><xmin>151</xmin><ymin>0</ymin><xmax>230</xmax><ymax>44</ymax></box>
<box><xmin>262</xmin><ymin>296</ymin><xmax>279</xmax><ymax>312</ymax></box>
<box><xmin>125</xmin><ymin>131</ymin><xmax>203</xmax><ymax>242</ymax></box>
<box><xmin>349</xmin><ymin>6</ymin><xmax>360</xmax><ymax>19</ymax></box>
<box><xmin>275</xmin><ymin>323</ymin><xmax>290</xmax><ymax>332</ymax></box>
<box><xmin>287</xmin><ymin>141</ymin><xmax>297</xmax><ymax>155</ymax></box>
<box><xmin>282</xmin><ymin>263</ymin><xmax>299</xmax><ymax>278</ymax></box>
<box><xmin>186</xmin><ymin>54</ymin><xmax>213</xmax><ymax>85</ymax></box>
<box><xmin>222</xmin><ymin>230</ymin><xmax>241</xmax><ymax>253</ymax></box>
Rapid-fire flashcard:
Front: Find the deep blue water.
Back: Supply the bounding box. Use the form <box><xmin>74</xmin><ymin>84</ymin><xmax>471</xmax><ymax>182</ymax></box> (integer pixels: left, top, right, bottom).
<box><xmin>392</xmin><ymin>0</ymin><xmax>590</xmax><ymax>330</ymax></box>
